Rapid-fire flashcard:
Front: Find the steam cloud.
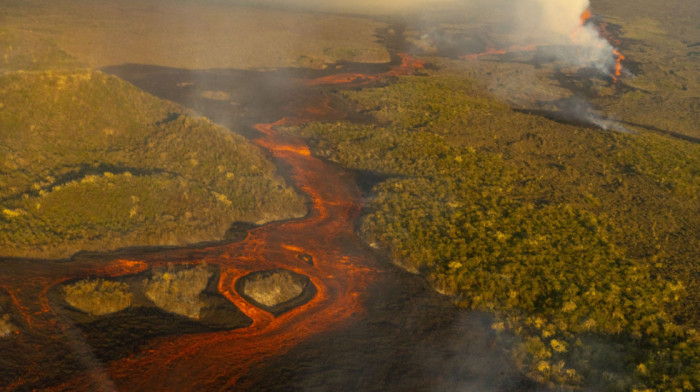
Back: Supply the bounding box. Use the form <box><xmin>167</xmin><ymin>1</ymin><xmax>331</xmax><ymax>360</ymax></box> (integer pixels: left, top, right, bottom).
<box><xmin>259</xmin><ymin>0</ymin><xmax>618</xmax><ymax>75</ymax></box>
<box><xmin>516</xmin><ymin>0</ymin><xmax>617</xmax><ymax>73</ymax></box>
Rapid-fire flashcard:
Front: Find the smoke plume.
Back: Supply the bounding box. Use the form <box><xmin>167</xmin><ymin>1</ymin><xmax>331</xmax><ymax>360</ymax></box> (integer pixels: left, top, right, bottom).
<box><xmin>257</xmin><ymin>0</ymin><xmax>618</xmax><ymax>75</ymax></box>
<box><xmin>515</xmin><ymin>0</ymin><xmax>617</xmax><ymax>73</ymax></box>
<box><xmin>252</xmin><ymin>0</ymin><xmax>626</xmax><ymax>130</ymax></box>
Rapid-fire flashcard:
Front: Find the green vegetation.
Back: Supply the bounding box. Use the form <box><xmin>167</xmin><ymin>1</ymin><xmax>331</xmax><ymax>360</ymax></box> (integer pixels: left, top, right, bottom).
<box><xmin>63</xmin><ymin>278</ymin><xmax>133</xmax><ymax>316</ymax></box>
<box><xmin>144</xmin><ymin>263</ymin><xmax>213</xmax><ymax>319</ymax></box>
<box><xmin>0</xmin><ymin>70</ymin><xmax>306</xmax><ymax>259</ymax></box>
<box><xmin>284</xmin><ymin>74</ymin><xmax>700</xmax><ymax>391</ymax></box>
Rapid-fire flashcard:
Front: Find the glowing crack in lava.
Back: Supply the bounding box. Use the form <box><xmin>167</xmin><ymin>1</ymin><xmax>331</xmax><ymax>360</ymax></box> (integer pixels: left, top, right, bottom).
<box><xmin>0</xmin><ymin>54</ymin><xmax>424</xmax><ymax>391</ymax></box>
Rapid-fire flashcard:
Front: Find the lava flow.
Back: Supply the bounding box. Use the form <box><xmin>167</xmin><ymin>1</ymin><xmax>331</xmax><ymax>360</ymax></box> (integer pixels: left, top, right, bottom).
<box><xmin>0</xmin><ymin>54</ymin><xmax>425</xmax><ymax>391</ymax></box>
<box><xmin>306</xmin><ymin>53</ymin><xmax>424</xmax><ymax>87</ymax></box>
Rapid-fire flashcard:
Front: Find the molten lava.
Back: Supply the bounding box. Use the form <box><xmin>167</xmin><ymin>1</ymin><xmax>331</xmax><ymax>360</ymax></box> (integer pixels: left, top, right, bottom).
<box><xmin>306</xmin><ymin>53</ymin><xmax>424</xmax><ymax>87</ymax></box>
<box><xmin>612</xmin><ymin>48</ymin><xmax>625</xmax><ymax>82</ymax></box>
<box><xmin>0</xmin><ymin>54</ymin><xmax>425</xmax><ymax>391</ymax></box>
<box><xmin>580</xmin><ymin>8</ymin><xmax>593</xmax><ymax>25</ymax></box>
<box><xmin>583</xmin><ymin>9</ymin><xmax>625</xmax><ymax>82</ymax></box>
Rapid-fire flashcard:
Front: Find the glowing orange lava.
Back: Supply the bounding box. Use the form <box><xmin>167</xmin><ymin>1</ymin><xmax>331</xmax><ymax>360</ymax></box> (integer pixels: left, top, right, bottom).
<box><xmin>580</xmin><ymin>8</ymin><xmax>593</xmax><ymax>25</ymax></box>
<box><xmin>612</xmin><ymin>48</ymin><xmax>625</xmax><ymax>82</ymax></box>
<box><xmin>0</xmin><ymin>54</ymin><xmax>425</xmax><ymax>391</ymax></box>
<box><xmin>306</xmin><ymin>53</ymin><xmax>424</xmax><ymax>87</ymax></box>
<box><xmin>583</xmin><ymin>9</ymin><xmax>625</xmax><ymax>82</ymax></box>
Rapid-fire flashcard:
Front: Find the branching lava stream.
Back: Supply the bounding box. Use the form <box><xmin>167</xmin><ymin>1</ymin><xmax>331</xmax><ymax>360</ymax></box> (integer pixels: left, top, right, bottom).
<box><xmin>0</xmin><ymin>55</ymin><xmax>427</xmax><ymax>391</ymax></box>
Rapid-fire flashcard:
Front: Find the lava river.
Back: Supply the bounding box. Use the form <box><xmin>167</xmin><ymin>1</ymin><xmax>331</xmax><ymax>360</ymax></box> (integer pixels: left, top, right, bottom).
<box><xmin>0</xmin><ymin>55</ymin><xmax>425</xmax><ymax>391</ymax></box>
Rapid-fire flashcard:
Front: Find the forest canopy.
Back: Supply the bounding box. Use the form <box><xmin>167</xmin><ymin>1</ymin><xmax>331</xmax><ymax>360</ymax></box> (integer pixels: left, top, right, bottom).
<box><xmin>283</xmin><ymin>73</ymin><xmax>700</xmax><ymax>391</ymax></box>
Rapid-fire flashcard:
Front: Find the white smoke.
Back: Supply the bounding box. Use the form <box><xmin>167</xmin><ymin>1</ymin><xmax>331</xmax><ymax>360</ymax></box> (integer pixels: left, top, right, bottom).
<box><xmin>557</xmin><ymin>97</ymin><xmax>631</xmax><ymax>133</ymax></box>
<box><xmin>248</xmin><ymin>0</ymin><xmax>624</xmax><ymax>128</ymax></box>
<box><xmin>255</xmin><ymin>0</ymin><xmax>618</xmax><ymax>75</ymax></box>
<box><xmin>496</xmin><ymin>0</ymin><xmax>617</xmax><ymax>74</ymax></box>
<box><xmin>532</xmin><ymin>0</ymin><xmax>589</xmax><ymax>36</ymax></box>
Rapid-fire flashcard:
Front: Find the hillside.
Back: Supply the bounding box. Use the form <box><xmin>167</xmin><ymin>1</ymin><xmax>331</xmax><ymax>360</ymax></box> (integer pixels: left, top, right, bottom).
<box><xmin>0</xmin><ymin>70</ymin><xmax>306</xmax><ymax>259</ymax></box>
<box><xmin>282</xmin><ymin>73</ymin><xmax>700</xmax><ymax>391</ymax></box>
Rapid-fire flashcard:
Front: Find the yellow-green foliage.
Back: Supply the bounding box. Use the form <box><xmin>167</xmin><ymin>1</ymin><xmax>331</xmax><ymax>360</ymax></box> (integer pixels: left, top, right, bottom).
<box><xmin>0</xmin><ymin>70</ymin><xmax>306</xmax><ymax>258</ymax></box>
<box><xmin>342</xmin><ymin>75</ymin><xmax>508</xmax><ymax>131</ymax></box>
<box><xmin>0</xmin><ymin>314</ymin><xmax>17</xmax><ymax>337</ymax></box>
<box><xmin>144</xmin><ymin>264</ymin><xmax>212</xmax><ymax>319</ymax></box>
<box><xmin>241</xmin><ymin>270</ymin><xmax>305</xmax><ymax>307</ymax></box>
<box><xmin>286</xmin><ymin>74</ymin><xmax>700</xmax><ymax>391</ymax></box>
<box><xmin>63</xmin><ymin>278</ymin><xmax>132</xmax><ymax>316</ymax></box>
